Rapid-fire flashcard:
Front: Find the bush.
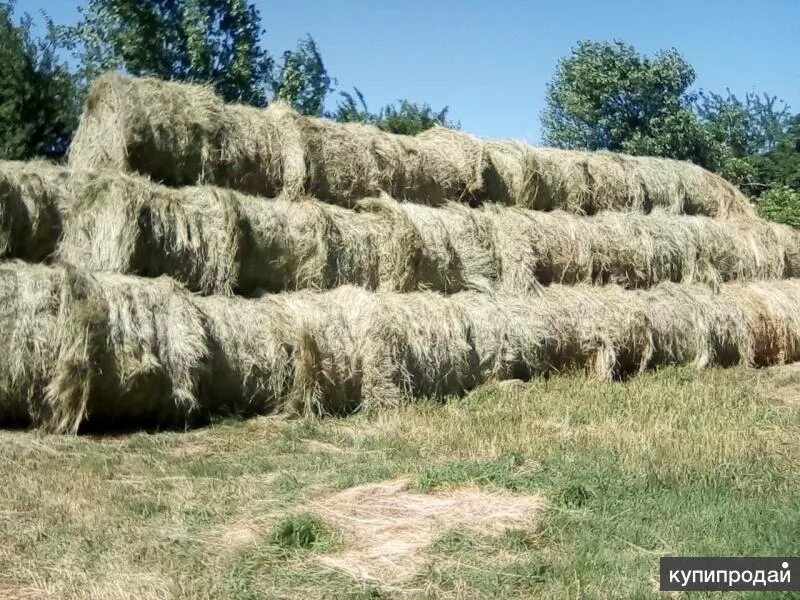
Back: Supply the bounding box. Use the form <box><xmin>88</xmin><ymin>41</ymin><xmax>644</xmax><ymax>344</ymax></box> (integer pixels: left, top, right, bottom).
<box><xmin>756</xmin><ymin>186</ymin><xmax>800</xmax><ymax>228</ymax></box>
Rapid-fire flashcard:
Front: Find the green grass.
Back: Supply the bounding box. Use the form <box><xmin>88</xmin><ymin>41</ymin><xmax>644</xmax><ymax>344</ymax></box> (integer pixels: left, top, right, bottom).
<box><xmin>0</xmin><ymin>365</ymin><xmax>798</xmax><ymax>598</ymax></box>
<box><xmin>269</xmin><ymin>514</ymin><xmax>336</xmax><ymax>552</ymax></box>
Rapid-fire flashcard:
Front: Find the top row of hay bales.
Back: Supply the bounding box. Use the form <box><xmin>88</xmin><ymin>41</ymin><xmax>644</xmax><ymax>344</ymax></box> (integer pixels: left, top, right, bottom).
<box><xmin>69</xmin><ymin>73</ymin><xmax>754</xmax><ymax>219</ymax></box>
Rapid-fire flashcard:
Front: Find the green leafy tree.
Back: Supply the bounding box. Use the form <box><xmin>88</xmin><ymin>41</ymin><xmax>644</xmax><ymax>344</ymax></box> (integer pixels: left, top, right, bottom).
<box><xmin>273</xmin><ymin>35</ymin><xmax>333</xmax><ymax>116</ymax></box>
<box><xmin>331</xmin><ymin>87</ymin><xmax>456</xmax><ymax>135</ymax></box>
<box><xmin>0</xmin><ymin>1</ymin><xmax>78</xmax><ymax>159</ymax></box>
<box><xmin>542</xmin><ymin>40</ymin><xmax>723</xmax><ymax>169</ymax></box>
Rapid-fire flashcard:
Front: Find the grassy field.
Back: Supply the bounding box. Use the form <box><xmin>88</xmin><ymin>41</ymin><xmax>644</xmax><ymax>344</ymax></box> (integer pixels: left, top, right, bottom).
<box><xmin>1</xmin><ymin>365</ymin><xmax>799</xmax><ymax>599</ymax></box>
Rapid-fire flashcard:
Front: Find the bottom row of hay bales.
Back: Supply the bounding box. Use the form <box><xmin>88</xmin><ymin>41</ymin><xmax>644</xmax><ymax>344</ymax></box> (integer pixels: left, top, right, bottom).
<box><xmin>2</xmin><ymin>261</ymin><xmax>800</xmax><ymax>433</ymax></box>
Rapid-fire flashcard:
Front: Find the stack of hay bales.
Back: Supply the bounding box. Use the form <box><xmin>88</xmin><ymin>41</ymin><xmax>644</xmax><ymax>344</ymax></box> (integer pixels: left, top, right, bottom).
<box><xmin>2</xmin><ymin>72</ymin><xmax>800</xmax><ymax>433</ymax></box>
<box><xmin>70</xmin><ymin>73</ymin><xmax>753</xmax><ymax>216</ymax></box>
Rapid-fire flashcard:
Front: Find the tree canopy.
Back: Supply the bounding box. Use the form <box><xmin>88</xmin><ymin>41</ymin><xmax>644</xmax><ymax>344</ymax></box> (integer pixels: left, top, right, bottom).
<box><xmin>541</xmin><ymin>40</ymin><xmax>720</xmax><ymax>167</ymax></box>
<box><xmin>58</xmin><ymin>0</ymin><xmax>275</xmax><ymax>105</ymax></box>
<box><xmin>0</xmin><ymin>1</ymin><xmax>78</xmax><ymax>159</ymax></box>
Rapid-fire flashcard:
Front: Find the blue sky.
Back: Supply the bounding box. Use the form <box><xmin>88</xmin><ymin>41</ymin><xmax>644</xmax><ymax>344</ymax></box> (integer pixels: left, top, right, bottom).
<box><xmin>17</xmin><ymin>0</ymin><xmax>800</xmax><ymax>142</ymax></box>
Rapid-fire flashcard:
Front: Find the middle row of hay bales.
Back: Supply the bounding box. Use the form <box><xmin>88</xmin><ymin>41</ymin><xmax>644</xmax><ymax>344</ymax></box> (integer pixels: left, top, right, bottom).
<box><xmin>0</xmin><ymin>160</ymin><xmax>72</xmax><ymax>262</ymax></box>
<box><xmin>67</xmin><ymin>73</ymin><xmax>755</xmax><ymax>218</ymax></box>
<box><xmin>3</xmin><ymin>262</ymin><xmax>800</xmax><ymax>433</ymax></box>
<box><xmin>3</xmin><ymin>162</ymin><xmax>799</xmax><ymax>295</ymax></box>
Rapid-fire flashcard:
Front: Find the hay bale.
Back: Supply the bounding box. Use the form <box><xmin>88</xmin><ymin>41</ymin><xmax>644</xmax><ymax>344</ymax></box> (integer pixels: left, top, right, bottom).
<box><xmin>769</xmin><ymin>222</ymin><xmax>800</xmax><ymax>276</ymax></box>
<box><xmin>484</xmin><ymin>207</ymin><xmax>788</xmax><ymax>292</ymax></box>
<box><xmin>730</xmin><ymin>280</ymin><xmax>800</xmax><ymax>366</ymax></box>
<box><xmin>485</xmin><ymin>142</ymin><xmax>756</xmax><ymax>218</ymax></box>
<box><xmin>197</xmin><ymin>286</ymin><xmax>382</xmax><ymax>416</ymax></box>
<box><xmin>419</xmin><ymin>201</ymin><xmax>500</xmax><ymax>293</ymax></box>
<box><xmin>0</xmin><ymin>262</ymin><xmax>63</xmax><ymax>425</ymax></box>
<box><xmin>0</xmin><ymin>160</ymin><xmax>71</xmax><ymax>261</ymax></box>
<box><xmin>69</xmin><ymin>73</ymin><xmax>493</xmax><ymax>206</ymax></box>
<box><xmin>414</xmin><ymin>125</ymin><xmax>490</xmax><ymax>203</ymax></box>
<box><xmin>60</xmin><ymin>171</ymin><xmax>242</xmax><ymax>295</ymax></box>
<box><xmin>68</xmin><ymin>73</ymin><xmax>306</xmax><ymax>196</ymax></box>
<box><xmin>69</xmin><ymin>73</ymin><xmax>227</xmax><ymax>186</ymax></box>
<box><xmin>643</xmin><ymin>283</ymin><xmax>750</xmax><ymax>369</ymax></box>
<box><xmin>356</xmin><ymin>197</ymin><xmax>469</xmax><ymax>293</ymax></box>
<box><xmin>367</xmin><ymin>291</ymin><xmax>480</xmax><ymax>400</ymax></box>
<box><xmin>194</xmin><ymin>293</ymin><xmax>295</xmax><ymax>415</ymax></box>
<box><xmin>0</xmin><ymin>263</ymin><xmax>209</xmax><ymax>432</ymax></box>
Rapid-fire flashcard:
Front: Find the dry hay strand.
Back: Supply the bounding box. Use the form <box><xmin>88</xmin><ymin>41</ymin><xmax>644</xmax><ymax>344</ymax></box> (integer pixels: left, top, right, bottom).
<box><xmin>484</xmin><ymin>142</ymin><xmax>755</xmax><ymax>218</ymax></box>
<box><xmin>0</xmin><ymin>262</ymin><xmax>209</xmax><ymax>432</ymax></box>
<box><xmin>314</xmin><ymin>478</ymin><xmax>544</xmax><ymax>586</ymax></box>
<box><xmin>0</xmin><ymin>160</ymin><xmax>72</xmax><ymax>261</ymax></box>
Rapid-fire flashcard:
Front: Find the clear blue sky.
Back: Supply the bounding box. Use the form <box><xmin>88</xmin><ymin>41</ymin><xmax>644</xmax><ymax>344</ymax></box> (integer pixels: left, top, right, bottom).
<box><xmin>18</xmin><ymin>0</ymin><xmax>800</xmax><ymax>142</ymax></box>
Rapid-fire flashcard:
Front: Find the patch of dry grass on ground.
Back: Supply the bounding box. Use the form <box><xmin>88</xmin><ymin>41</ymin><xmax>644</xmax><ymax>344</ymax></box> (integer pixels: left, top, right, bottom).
<box><xmin>0</xmin><ymin>366</ymin><xmax>798</xmax><ymax>599</ymax></box>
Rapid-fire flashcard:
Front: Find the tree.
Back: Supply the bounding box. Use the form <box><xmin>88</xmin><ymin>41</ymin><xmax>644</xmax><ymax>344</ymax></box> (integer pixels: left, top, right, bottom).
<box><xmin>542</xmin><ymin>40</ymin><xmax>723</xmax><ymax>169</ymax></box>
<box><xmin>61</xmin><ymin>0</ymin><xmax>334</xmax><ymax>112</ymax></box>
<box><xmin>749</xmin><ymin>115</ymin><xmax>800</xmax><ymax>191</ymax></box>
<box><xmin>60</xmin><ymin>0</ymin><xmax>273</xmax><ymax>105</ymax></box>
<box><xmin>331</xmin><ymin>87</ymin><xmax>456</xmax><ymax>135</ymax></box>
<box><xmin>697</xmin><ymin>90</ymin><xmax>791</xmax><ymax>158</ymax></box>
<box><xmin>0</xmin><ymin>1</ymin><xmax>78</xmax><ymax>159</ymax></box>
<box><xmin>273</xmin><ymin>36</ymin><xmax>333</xmax><ymax>116</ymax></box>
<box><xmin>695</xmin><ymin>92</ymin><xmax>796</xmax><ymax>192</ymax></box>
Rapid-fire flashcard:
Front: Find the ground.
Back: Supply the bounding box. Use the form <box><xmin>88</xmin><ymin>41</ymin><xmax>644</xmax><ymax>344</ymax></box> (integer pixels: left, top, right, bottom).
<box><xmin>1</xmin><ymin>366</ymin><xmax>799</xmax><ymax>599</ymax></box>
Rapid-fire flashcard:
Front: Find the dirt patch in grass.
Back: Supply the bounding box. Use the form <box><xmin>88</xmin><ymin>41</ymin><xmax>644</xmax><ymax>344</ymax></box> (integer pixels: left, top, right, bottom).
<box><xmin>313</xmin><ymin>478</ymin><xmax>544</xmax><ymax>585</ymax></box>
<box><xmin>301</xmin><ymin>439</ymin><xmax>346</xmax><ymax>454</ymax></box>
